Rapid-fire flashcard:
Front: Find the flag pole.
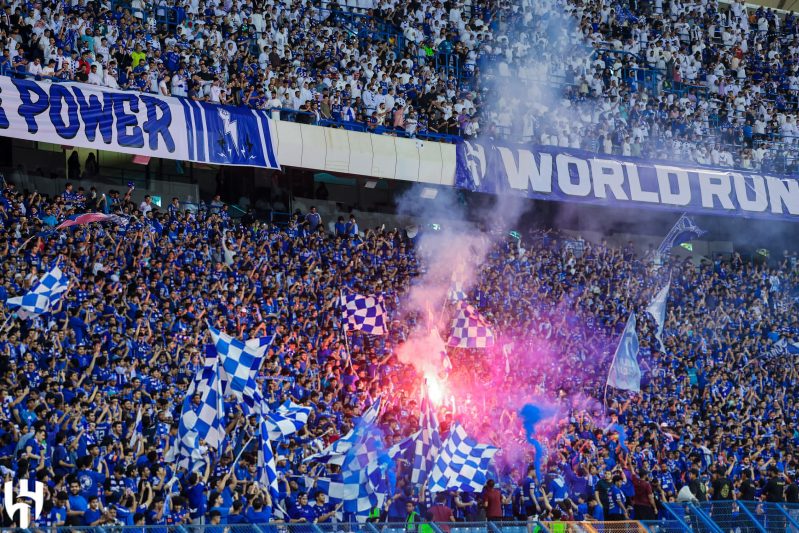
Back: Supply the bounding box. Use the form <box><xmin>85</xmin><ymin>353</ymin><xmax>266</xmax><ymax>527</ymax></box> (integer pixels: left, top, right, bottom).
<box><xmin>0</xmin><ymin>313</ymin><xmax>14</xmax><ymax>332</ymax></box>
<box><xmin>338</xmin><ymin>290</ymin><xmax>354</xmax><ymax>371</ymax></box>
<box><xmin>231</xmin><ymin>435</ymin><xmax>256</xmax><ymax>470</ymax></box>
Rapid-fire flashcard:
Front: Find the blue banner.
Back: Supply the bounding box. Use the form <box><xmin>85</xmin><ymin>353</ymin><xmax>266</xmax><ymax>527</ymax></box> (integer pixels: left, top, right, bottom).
<box><xmin>0</xmin><ymin>77</ymin><xmax>279</xmax><ymax>169</ymax></box>
<box><xmin>455</xmin><ymin>140</ymin><xmax>799</xmax><ymax>220</ymax></box>
<box><xmin>607</xmin><ymin>312</ymin><xmax>641</xmax><ymax>393</ymax></box>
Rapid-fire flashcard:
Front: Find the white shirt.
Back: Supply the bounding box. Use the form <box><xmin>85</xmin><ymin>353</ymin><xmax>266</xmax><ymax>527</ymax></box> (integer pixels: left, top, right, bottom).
<box><xmin>27</xmin><ymin>61</ymin><xmax>43</xmax><ymax>75</ymax></box>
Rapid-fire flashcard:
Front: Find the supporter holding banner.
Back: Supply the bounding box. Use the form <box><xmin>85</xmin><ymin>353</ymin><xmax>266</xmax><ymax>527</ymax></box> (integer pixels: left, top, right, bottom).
<box><xmin>455</xmin><ymin>140</ymin><xmax>799</xmax><ymax>220</ymax></box>
<box><xmin>0</xmin><ymin>77</ymin><xmax>280</xmax><ymax>169</ymax></box>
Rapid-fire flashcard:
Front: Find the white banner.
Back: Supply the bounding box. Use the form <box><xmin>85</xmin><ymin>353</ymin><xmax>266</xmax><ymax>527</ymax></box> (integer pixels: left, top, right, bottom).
<box><xmin>0</xmin><ymin>77</ymin><xmax>279</xmax><ymax>169</ymax></box>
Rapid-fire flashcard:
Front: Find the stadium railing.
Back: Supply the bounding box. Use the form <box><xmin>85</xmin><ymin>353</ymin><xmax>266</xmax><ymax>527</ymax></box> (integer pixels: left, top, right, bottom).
<box><xmin>0</xmin><ymin>520</ymin><xmax>707</xmax><ymax>533</ymax></box>
<box><xmin>7</xmin><ymin>511</ymin><xmax>799</xmax><ymax>533</ymax></box>
<box><xmin>663</xmin><ymin>502</ymin><xmax>722</xmax><ymax>532</ymax></box>
<box><xmin>666</xmin><ymin>500</ymin><xmax>799</xmax><ymax>532</ymax></box>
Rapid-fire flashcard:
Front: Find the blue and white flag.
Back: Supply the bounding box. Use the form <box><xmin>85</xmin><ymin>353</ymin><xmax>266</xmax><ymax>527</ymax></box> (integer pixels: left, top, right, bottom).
<box><xmin>646</xmin><ymin>282</ymin><xmax>670</xmax><ymax>352</ymax></box>
<box><xmin>607</xmin><ymin>312</ymin><xmax>641</xmax><ymax>392</ymax></box>
<box><xmin>769</xmin><ymin>337</ymin><xmax>799</xmax><ymax>357</ymax></box>
<box><xmin>430</xmin><ymin>327</ymin><xmax>452</xmax><ymax>374</ymax></box>
<box><xmin>265</xmin><ymin>401</ymin><xmax>312</xmax><ymax>440</ymax></box>
<box><xmin>411</xmin><ymin>383</ymin><xmax>442</xmax><ymax>484</ymax></box>
<box><xmin>656</xmin><ymin>214</ymin><xmax>706</xmax><ymax>259</ymax></box>
<box><xmin>304</xmin><ymin>399</ymin><xmax>381</xmax><ymax>465</ymax></box>
<box><xmin>428</xmin><ymin>423</ymin><xmax>498</xmax><ymax>493</ymax></box>
<box><xmin>257</xmin><ymin>406</ymin><xmax>281</xmax><ymax>508</ymax></box>
<box><xmin>339</xmin><ymin>290</ymin><xmax>388</xmax><ymax>335</ymax></box>
<box><xmin>177</xmin><ymin>355</ymin><xmax>227</xmax><ymax>471</ymax></box>
<box><xmin>129</xmin><ymin>407</ymin><xmax>143</xmax><ymax>449</ymax></box>
<box><xmin>448</xmin><ymin>302</ymin><xmax>495</xmax><ymax>348</ymax></box>
<box><xmin>448</xmin><ymin>268</ymin><xmax>468</xmax><ymax>302</ymax></box>
<box><xmin>208</xmin><ymin>325</ymin><xmax>270</xmax><ymax>407</ymax></box>
<box><xmin>502</xmin><ymin>343</ymin><xmax>513</xmax><ymax>375</ymax></box>
<box><xmin>310</xmin><ymin>402</ymin><xmax>389</xmax><ymax>522</ymax></box>
<box><xmin>340</xmin><ymin>409</ymin><xmax>390</xmax><ymax>521</ymax></box>
<box><xmin>6</xmin><ymin>266</ymin><xmax>69</xmax><ymax>318</ymax></box>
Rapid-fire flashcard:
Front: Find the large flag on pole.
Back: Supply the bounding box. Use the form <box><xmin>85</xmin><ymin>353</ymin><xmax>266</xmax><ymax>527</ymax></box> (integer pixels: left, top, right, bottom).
<box><xmin>646</xmin><ymin>282</ymin><xmax>670</xmax><ymax>351</ymax></box>
<box><xmin>256</xmin><ymin>402</ymin><xmax>280</xmax><ymax>506</ymax></box>
<box><xmin>339</xmin><ymin>290</ymin><xmax>389</xmax><ymax>335</ymax></box>
<box><xmin>428</xmin><ymin>423</ymin><xmax>498</xmax><ymax>493</ymax></box>
<box><xmin>448</xmin><ymin>266</ymin><xmax>468</xmax><ymax>302</ymax></box>
<box><xmin>607</xmin><ymin>312</ymin><xmax>641</xmax><ymax>392</ymax></box>
<box><xmin>411</xmin><ymin>382</ymin><xmax>442</xmax><ymax>484</ymax></box>
<box><xmin>304</xmin><ymin>399</ymin><xmax>382</xmax><ymax>465</ymax></box>
<box><xmin>448</xmin><ymin>302</ymin><xmax>495</xmax><ymax>348</ymax></box>
<box><xmin>264</xmin><ymin>401</ymin><xmax>312</xmax><ymax>440</ymax></box>
<box><xmin>177</xmin><ymin>356</ymin><xmax>227</xmax><ymax>471</ymax></box>
<box><xmin>656</xmin><ymin>213</ymin><xmax>706</xmax><ymax>260</ymax></box>
<box><xmin>6</xmin><ymin>265</ymin><xmax>69</xmax><ymax>317</ymax></box>
<box><xmin>208</xmin><ymin>325</ymin><xmax>271</xmax><ymax>410</ymax></box>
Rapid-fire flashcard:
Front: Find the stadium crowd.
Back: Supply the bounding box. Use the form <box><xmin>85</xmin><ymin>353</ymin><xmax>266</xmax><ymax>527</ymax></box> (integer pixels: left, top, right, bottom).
<box><xmin>6</xmin><ymin>0</ymin><xmax>799</xmax><ymax>171</ymax></box>
<box><xmin>0</xmin><ymin>176</ymin><xmax>798</xmax><ymax>529</ymax></box>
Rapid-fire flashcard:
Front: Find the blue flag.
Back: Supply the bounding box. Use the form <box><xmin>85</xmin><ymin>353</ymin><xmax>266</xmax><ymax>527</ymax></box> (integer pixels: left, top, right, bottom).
<box><xmin>184</xmin><ymin>100</ymin><xmax>278</xmax><ymax>168</ymax></box>
<box><xmin>607</xmin><ymin>312</ymin><xmax>641</xmax><ymax>392</ymax></box>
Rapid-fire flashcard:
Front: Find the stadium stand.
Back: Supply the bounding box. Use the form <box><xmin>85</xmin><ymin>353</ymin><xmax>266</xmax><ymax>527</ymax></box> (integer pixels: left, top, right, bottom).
<box><xmin>0</xmin><ymin>177</ymin><xmax>796</xmax><ymax>531</ymax></box>
<box><xmin>6</xmin><ymin>0</ymin><xmax>799</xmax><ymax>170</ymax></box>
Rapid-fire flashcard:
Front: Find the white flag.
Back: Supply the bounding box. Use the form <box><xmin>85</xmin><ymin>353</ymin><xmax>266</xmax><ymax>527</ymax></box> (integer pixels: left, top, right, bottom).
<box><xmin>646</xmin><ymin>281</ymin><xmax>670</xmax><ymax>352</ymax></box>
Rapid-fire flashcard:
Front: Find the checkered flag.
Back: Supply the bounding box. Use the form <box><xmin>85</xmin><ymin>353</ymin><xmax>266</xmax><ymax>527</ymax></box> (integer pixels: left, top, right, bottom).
<box><xmin>411</xmin><ymin>383</ymin><xmax>442</xmax><ymax>484</ymax></box>
<box><xmin>304</xmin><ymin>398</ymin><xmax>382</xmax><ymax>465</ymax></box>
<box><xmin>428</xmin><ymin>423</ymin><xmax>498</xmax><ymax>493</ymax></box>
<box><xmin>6</xmin><ymin>266</ymin><xmax>69</xmax><ymax>318</ymax></box>
<box><xmin>339</xmin><ymin>289</ymin><xmax>388</xmax><ymax>335</ymax></box>
<box><xmin>447</xmin><ymin>302</ymin><xmax>495</xmax><ymax>348</ymax></box>
<box><xmin>448</xmin><ymin>267</ymin><xmax>468</xmax><ymax>302</ymax></box>
<box><xmin>176</xmin><ymin>355</ymin><xmax>227</xmax><ymax>471</ymax></box>
<box><xmin>209</xmin><ymin>325</ymin><xmax>271</xmax><ymax>406</ymax></box>
<box><xmin>264</xmin><ymin>401</ymin><xmax>312</xmax><ymax>440</ymax></box>
<box><xmin>257</xmin><ymin>401</ymin><xmax>281</xmax><ymax>512</ymax></box>
<box><xmin>313</xmin><ymin>409</ymin><xmax>389</xmax><ymax>522</ymax></box>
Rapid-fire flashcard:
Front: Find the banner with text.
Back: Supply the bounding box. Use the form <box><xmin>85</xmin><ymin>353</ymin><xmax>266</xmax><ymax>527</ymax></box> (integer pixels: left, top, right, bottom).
<box><xmin>0</xmin><ymin>77</ymin><xmax>279</xmax><ymax>169</ymax></box>
<box><xmin>456</xmin><ymin>141</ymin><xmax>799</xmax><ymax>220</ymax></box>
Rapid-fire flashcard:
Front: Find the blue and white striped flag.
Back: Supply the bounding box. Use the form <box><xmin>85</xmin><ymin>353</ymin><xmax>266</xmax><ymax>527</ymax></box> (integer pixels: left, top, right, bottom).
<box><xmin>176</xmin><ymin>355</ymin><xmax>227</xmax><ymax>471</ymax></box>
<box><xmin>447</xmin><ymin>302</ymin><xmax>495</xmax><ymax>348</ymax></box>
<box><xmin>182</xmin><ymin>101</ymin><xmax>280</xmax><ymax>169</ymax></box>
<box><xmin>340</xmin><ymin>290</ymin><xmax>388</xmax><ymax>335</ymax></box>
<box><xmin>646</xmin><ymin>281</ymin><xmax>670</xmax><ymax>352</ymax></box>
<box><xmin>208</xmin><ymin>325</ymin><xmax>271</xmax><ymax>408</ymax></box>
<box><xmin>607</xmin><ymin>312</ymin><xmax>641</xmax><ymax>392</ymax></box>
<box><xmin>411</xmin><ymin>383</ymin><xmax>442</xmax><ymax>484</ymax></box>
<box><xmin>265</xmin><ymin>401</ymin><xmax>312</xmax><ymax>440</ymax></box>
<box><xmin>428</xmin><ymin>423</ymin><xmax>498</xmax><ymax>493</ymax></box>
<box><xmin>6</xmin><ymin>266</ymin><xmax>69</xmax><ymax>317</ymax></box>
